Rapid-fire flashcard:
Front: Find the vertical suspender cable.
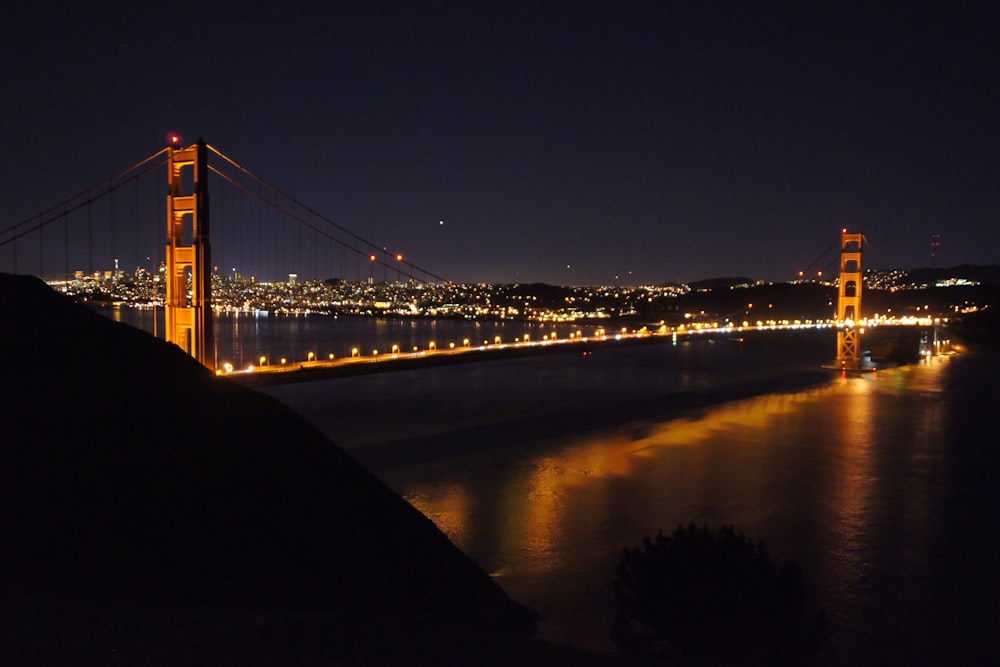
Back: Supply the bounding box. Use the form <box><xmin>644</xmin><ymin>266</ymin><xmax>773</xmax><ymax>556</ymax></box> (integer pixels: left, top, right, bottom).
<box><xmin>256</xmin><ymin>180</ymin><xmax>262</xmax><ymax>280</ymax></box>
<box><xmin>218</xmin><ymin>176</ymin><xmax>224</xmax><ymax>281</ymax></box>
<box><xmin>87</xmin><ymin>201</ymin><xmax>93</xmax><ymax>276</ymax></box>
<box><xmin>110</xmin><ymin>188</ymin><xmax>117</xmax><ymax>274</ymax></box>
<box><xmin>63</xmin><ymin>209</ymin><xmax>69</xmax><ymax>279</ymax></box>
<box><xmin>132</xmin><ymin>177</ymin><xmax>138</xmax><ymax>274</ymax></box>
<box><xmin>232</xmin><ymin>176</ymin><xmax>239</xmax><ymax>278</ymax></box>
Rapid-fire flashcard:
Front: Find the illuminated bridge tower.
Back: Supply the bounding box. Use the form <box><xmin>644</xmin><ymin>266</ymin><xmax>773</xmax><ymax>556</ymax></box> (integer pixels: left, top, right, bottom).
<box><xmin>165</xmin><ymin>138</ymin><xmax>213</xmax><ymax>368</ymax></box>
<box><xmin>835</xmin><ymin>229</ymin><xmax>863</xmax><ymax>369</ymax></box>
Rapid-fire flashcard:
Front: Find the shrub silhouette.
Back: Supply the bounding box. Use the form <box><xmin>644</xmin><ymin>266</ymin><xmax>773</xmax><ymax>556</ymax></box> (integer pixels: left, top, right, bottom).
<box><xmin>612</xmin><ymin>523</ymin><xmax>827</xmax><ymax>666</ymax></box>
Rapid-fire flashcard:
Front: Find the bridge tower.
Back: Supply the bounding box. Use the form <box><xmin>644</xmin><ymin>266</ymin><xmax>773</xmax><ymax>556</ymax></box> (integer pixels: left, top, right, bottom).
<box><xmin>165</xmin><ymin>138</ymin><xmax>213</xmax><ymax>368</ymax></box>
<box><xmin>835</xmin><ymin>229</ymin><xmax>863</xmax><ymax>369</ymax></box>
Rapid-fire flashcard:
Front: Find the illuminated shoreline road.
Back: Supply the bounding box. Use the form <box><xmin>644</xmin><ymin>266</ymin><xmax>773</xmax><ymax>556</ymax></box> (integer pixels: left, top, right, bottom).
<box><xmin>222</xmin><ymin>316</ymin><xmax>947</xmax><ymax>388</ymax></box>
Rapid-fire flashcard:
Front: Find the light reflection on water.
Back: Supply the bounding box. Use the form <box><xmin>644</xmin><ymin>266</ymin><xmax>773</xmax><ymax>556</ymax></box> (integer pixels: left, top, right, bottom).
<box><xmin>96</xmin><ymin>305</ymin><xmax>565</xmax><ymax>367</ymax></box>
<box><xmin>373</xmin><ymin>358</ymin><xmax>968</xmax><ymax>664</ymax></box>
<box><xmin>260</xmin><ymin>321</ymin><xmax>998</xmax><ymax>665</ymax></box>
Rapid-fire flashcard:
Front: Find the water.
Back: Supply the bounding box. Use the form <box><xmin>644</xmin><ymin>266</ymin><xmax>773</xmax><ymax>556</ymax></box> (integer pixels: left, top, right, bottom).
<box><xmin>261</xmin><ymin>331</ymin><xmax>1000</xmax><ymax>666</ymax></box>
<box><xmin>99</xmin><ymin>305</ymin><xmax>567</xmax><ymax>367</ymax></box>
<box><xmin>103</xmin><ymin>306</ymin><xmax>1000</xmax><ymax>663</ymax></box>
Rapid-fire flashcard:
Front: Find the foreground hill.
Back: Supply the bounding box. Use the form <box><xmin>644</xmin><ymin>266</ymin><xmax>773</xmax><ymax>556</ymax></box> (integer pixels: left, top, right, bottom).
<box><xmin>0</xmin><ymin>273</ymin><xmax>608</xmax><ymax>665</ymax></box>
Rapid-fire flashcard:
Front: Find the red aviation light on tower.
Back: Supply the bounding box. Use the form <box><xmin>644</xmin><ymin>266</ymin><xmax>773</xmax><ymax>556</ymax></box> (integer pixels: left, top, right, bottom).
<box><xmin>167</xmin><ymin>133</ymin><xmax>182</xmax><ymax>147</ymax></box>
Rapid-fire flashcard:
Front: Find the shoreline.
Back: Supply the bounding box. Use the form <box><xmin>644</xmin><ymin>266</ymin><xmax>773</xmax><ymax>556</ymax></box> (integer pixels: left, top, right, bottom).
<box><xmin>352</xmin><ymin>367</ymin><xmax>837</xmax><ymax>471</ymax></box>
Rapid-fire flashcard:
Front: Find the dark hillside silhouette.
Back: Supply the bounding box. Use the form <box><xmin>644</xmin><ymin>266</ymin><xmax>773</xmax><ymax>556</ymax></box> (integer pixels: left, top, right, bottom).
<box><xmin>0</xmin><ymin>273</ymin><xmax>604</xmax><ymax>665</ymax></box>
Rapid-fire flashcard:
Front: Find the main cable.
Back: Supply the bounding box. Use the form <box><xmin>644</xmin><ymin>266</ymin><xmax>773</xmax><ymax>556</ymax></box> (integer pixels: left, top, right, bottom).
<box><xmin>207</xmin><ymin>144</ymin><xmax>448</xmax><ymax>284</ymax></box>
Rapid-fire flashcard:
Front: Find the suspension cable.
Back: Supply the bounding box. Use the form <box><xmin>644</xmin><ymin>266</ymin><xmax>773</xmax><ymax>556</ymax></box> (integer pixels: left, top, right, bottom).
<box><xmin>207</xmin><ymin>164</ymin><xmax>444</xmax><ymax>284</ymax></box>
<box><xmin>0</xmin><ymin>155</ymin><xmax>167</xmax><ymax>249</ymax></box>
<box><xmin>207</xmin><ymin>144</ymin><xmax>448</xmax><ymax>283</ymax></box>
<box><xmin>0</xmin><ymin>147</ymin><xmax>169</xmax><ymax>239</ymax></box>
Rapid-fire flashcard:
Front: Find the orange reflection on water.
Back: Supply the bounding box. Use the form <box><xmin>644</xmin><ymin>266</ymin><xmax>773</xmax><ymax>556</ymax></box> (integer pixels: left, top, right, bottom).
<box><xmin>829</xmin><ymin>374</ymin><xmax>877</xmax><ymax>574</ymax></box>
<box><xmin>626</xmin><ymin>391</ymin><xmax>822</xmax><ymax>451</ymax></box>
<box><xmin>398</xmin><ymin>483</ymin><xmax>471</xmax><ymax>553</ymax></box>
<box><xmin>517</xmin><ymin>439</ymin><xmax>642</xmax><ymax>575</ymax></box>
<box><xmin>376</xmin><ymin>359</ymin><xmax>956</xmax><ymax>655</ymax></box>
<box><xmin>504</xmin><ymin>390</ymin><xmax>831</xmax><ymax>576</ymax></box>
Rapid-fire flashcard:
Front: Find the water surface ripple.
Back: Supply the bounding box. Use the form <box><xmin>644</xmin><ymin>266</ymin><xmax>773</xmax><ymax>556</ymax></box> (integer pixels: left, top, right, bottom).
<box><xmin>263</xmin><ymin>332</ymin><xmax>1000</xmax><ymax>665</ymax></box>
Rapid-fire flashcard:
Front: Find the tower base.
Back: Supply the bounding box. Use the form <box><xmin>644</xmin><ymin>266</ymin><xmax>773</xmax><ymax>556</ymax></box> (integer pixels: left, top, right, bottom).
<box><xmin>821</xmin><ymin>359</ymin><xmax>878</xmax><ymax>374</ymax></box>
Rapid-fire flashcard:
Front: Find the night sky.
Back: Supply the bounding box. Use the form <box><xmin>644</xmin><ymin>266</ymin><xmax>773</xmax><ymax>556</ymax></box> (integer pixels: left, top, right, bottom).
<box><xmin>2</xmin><ymin>1</ymin><xmax>998</xmax><ymax>286</ymax></box>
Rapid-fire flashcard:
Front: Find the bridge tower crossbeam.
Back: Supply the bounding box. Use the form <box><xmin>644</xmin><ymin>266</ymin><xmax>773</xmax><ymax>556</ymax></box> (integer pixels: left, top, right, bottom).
<box><xmin>165</xmin><ymin>139</ymin><xmax>213</xmax><ymax>369</ymax></box>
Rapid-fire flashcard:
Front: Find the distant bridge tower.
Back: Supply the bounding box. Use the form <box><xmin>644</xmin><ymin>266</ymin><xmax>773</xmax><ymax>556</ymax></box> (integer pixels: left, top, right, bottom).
<box><xmin>835</xmin><ymin>229</ymin><xmax>863</xmax><ymax>368</ymax></box>
<box><xmin>165</xmin><ymin>138</ymin><xmax>213</xmax><ymax>368</ymax></box>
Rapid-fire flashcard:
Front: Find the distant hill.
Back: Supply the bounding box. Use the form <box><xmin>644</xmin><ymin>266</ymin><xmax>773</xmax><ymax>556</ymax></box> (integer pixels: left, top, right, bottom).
<box><xmin>686</xmin><ymin>277</ymin><xmax>756</xmax><ymax>290</ymax></box>
<box><xmin>0</xmin><ymin>273</ymin><xmax>601</xmax><ymax>665</ymax></box>
<box><xmin>903</xmin><ymin>264</ymin><xmax>1000</xmax><ymax>285</ymax></box>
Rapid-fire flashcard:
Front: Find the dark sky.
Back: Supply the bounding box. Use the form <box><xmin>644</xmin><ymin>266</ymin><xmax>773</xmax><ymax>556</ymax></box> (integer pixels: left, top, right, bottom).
<box><xmin>2</xmin><ymin>1</ymin><xmax>998</xmax><ymax>285</ymax></box>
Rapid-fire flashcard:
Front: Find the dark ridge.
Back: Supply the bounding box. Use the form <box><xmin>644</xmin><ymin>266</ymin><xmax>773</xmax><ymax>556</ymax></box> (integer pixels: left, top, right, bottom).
<box><xmin>906</xmin><ymin>263</ymin><xmax>1000</xmax><ymax>286</ymax></box>
<box><xmin>0</xmin><ymin>273</ymin><xmax>613</xmax><ymax>665</ymax></box>
<box><xmin>687</xmin><ymin>276</ymin><xmax>755</xmax><ymax>290</ymax></box>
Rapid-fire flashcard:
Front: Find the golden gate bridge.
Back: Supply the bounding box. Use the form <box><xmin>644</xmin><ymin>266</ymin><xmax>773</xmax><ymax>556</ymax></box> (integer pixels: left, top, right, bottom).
<box><xmin>0</xmin><ymin>138</ymin><xmax>451</xmax><ymax>367</ymax></box>
<box><xmin>1</xmin><ymin>138</ymin><xmax>942</xmax><ymax>378</ymax></box>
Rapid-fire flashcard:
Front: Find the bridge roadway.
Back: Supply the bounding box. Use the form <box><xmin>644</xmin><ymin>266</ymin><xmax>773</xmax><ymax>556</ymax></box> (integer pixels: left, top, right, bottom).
<box><xmin>225</xmin><ymin>327</ymin><xmax>659</xmax><ymax>387</ymax></box>
<box><xmin>221</xmin><ymin>318</ymin><xmax>941</xmax><ymax>388</ymax></box>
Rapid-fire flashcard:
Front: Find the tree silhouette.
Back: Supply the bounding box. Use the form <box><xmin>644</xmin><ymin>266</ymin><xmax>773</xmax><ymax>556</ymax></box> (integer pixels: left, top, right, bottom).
<box><xmin>611</xmin><ymin>523</ymin><xmax>827</xmax><ymax>666</ymax></box>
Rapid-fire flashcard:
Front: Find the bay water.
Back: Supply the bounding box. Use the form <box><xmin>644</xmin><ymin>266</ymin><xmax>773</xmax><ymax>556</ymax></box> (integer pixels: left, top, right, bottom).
<box><xmin>103</xmin><ymin>306</ymin><xmax>1000</xmax><ymax>664</ymax></box>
